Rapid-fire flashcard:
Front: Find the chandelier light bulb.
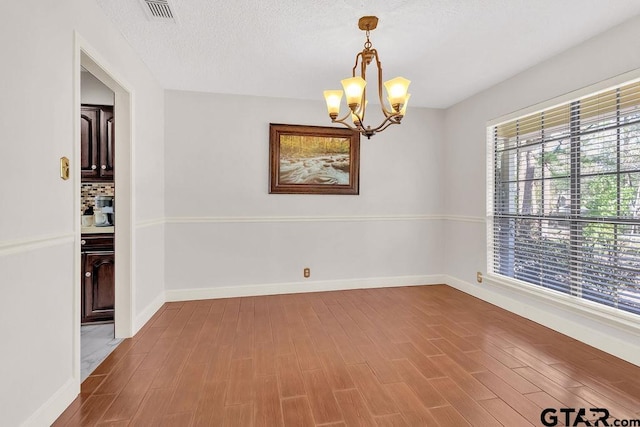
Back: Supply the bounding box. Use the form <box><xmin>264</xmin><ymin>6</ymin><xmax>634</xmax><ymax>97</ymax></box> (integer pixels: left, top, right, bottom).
<box><xmin>323</xmin><ymin>90</ymin><xmax>343</xmax><ymax>118</ymax></box>
<box><xmin>400</xmin><ymin>93</ymin><xmax>411</xmax><ymax>116</ymax></box>
<box><xmin>384</xmin><ymin>77</ymin><xmax>411</xmax><ymax>110</ymax></box>
<box><xmin>341</xmin><ymin>76</ymin><xmax>366</xmax><ymax>109</ymax></box>
<box><xmin>389</xmin><ymin>92</ymin><xmax>412</xmax><ymax>115</ymax></box>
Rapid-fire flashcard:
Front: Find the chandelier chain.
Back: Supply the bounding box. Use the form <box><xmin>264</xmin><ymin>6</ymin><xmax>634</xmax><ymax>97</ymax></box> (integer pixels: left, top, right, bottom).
<box><xmin>364</xmin><ymin>30</ymin><xmax>372</xmax><ymax>50</ymax></box>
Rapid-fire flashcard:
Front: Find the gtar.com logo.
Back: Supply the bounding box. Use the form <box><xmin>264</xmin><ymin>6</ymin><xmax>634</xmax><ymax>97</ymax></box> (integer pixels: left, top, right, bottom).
<box><xmin>541</xmin><ymin>408</ymin><xmax>640</xmax><ymax>427</ymax></box>
<box><xmin>541</xmin><ymin>408</ymin><xmax>610</xmax><ymax>426</ymax></box>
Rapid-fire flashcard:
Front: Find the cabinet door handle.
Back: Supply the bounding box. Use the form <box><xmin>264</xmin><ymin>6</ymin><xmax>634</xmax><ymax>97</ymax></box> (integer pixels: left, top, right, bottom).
<box><xmin>91</xmin><ymin>165</ymin><xmax>97</xmax><ymax>170</ymax></box>
<box><xmin>101</xmin><ymin>165</ymin><xmax>107</xmax><ymax>170</ymax></box>
<box><xmin>81</xmin><ymin>240</ymin><xmax>86</xmax><ymax>245</ymax></box>
<box><xmin>85</xmin><ymin>272</ymin><xmax>91</xmax><ymax>277</ymax></box>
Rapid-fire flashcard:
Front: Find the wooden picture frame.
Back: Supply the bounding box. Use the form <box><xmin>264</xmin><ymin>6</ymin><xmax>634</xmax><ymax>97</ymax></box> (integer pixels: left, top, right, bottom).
<box><xmin>269</xmin><ymin>123</ymin><xmax>360</xmax><ymax>195</ymax></box>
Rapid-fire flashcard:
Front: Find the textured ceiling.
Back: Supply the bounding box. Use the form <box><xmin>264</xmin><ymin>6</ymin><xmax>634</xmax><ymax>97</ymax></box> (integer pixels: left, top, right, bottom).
<box><xmin>95</xmin><ymin>0</ymin><xmax>640</xmax><ymax>108</ymax></box>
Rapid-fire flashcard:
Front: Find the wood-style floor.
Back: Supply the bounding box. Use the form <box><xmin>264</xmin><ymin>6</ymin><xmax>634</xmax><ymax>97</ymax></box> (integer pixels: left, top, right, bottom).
<box><xmin>54</xmin><ymin>285</ymin><xmax>640</xmax><ymax>426</ymax></box>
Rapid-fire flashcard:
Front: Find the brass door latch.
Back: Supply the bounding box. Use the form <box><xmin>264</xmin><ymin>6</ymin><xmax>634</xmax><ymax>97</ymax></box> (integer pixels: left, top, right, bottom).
<box><xmin>60</xmin><ymin>157</ymin><xmax>70</xmax><ymax>180</ymax></box>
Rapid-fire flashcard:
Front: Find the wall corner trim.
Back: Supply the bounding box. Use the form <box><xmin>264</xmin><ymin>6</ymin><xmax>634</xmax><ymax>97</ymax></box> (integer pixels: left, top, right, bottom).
<box><xmin>134</xmin><ymin>291</ymin><xmax>166</xmax><ymax>334</ymax></box>
<box><xmin>21</xmin><ymin>378</ymin><xmax>79</xmax><ymax>427</ymax></box>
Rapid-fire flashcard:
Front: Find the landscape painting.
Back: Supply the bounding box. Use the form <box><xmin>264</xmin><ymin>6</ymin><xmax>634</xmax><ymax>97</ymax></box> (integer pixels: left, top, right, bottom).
<box><xmin>269</xmin><ymin>124</ymin><xmax>360</xmax><ymax>194</ymax></box>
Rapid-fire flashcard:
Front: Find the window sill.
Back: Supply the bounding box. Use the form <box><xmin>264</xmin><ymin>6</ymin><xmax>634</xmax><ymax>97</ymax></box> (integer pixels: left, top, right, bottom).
<box><xmin>485</xmin><ymin>273</ymin><xmax>640</xmax><ymax>336</ymax></box>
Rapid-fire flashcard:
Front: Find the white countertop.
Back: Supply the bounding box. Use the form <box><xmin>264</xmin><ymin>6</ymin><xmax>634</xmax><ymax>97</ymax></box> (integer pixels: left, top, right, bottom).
<box><xmin>81</xmin><ymin>226</ymin><xmax>114</xmax><ymax>234</ymax></box>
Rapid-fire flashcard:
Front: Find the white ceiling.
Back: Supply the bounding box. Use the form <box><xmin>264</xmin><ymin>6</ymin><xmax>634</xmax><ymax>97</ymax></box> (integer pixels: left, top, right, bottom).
<box><xmin>95</xmin><ymin>0</ymin><xmax>640</xmax><ymax>108</ymax></box>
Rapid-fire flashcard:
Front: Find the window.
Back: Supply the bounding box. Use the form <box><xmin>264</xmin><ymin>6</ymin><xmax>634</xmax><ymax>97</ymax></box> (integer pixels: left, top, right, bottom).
<box><xmin>488</xmin><ymin>80</ymin><xmax>640</xmax><ymax>316</ymax></box>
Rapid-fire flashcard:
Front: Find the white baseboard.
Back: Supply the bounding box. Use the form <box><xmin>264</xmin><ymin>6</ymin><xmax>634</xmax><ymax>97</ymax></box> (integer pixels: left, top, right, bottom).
<box><xmin>21</xmin><ymin>378</ymin><xmax>78</xmax><ymax>427</ymax></box>
<box><xmin>134</xmin><ymin>291</ymin><xmax>166</xmax><ymax>334</ymax></box>
<box><xmin>165</xmin><ymin>274</ymin><xmax>446</xmax><ymax>302</ymax></box>
<box><xmin>444</xmin><ymin>274</ymin><xmax>640</xmax><ymax>367</ymax></box>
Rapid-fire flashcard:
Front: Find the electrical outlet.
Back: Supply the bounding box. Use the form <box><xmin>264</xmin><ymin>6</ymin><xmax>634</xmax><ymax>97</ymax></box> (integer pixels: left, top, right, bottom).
<box><xmin>476</xmin><ymin>272</ymin><xmax>483</xmax><ymax>283</ymax></box>
<box><xmin>303</xmin><ymin>268</ymin><xmax>310</xmax><ymax>278</ymax></box>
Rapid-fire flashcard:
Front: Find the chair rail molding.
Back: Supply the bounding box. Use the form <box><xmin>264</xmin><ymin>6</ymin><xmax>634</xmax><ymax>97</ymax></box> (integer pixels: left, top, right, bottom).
<box><xmin>0</xmin><ymin>233</ymin><xmax>75</xmax><ymax>256</ymax></box>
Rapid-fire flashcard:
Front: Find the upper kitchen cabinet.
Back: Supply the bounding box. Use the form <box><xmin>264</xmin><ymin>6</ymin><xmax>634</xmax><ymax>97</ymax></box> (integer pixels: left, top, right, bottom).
<box><xmin>81</xmin><ymin>105</ymin><xmax>114</xmax><ymax>182</ymax></box>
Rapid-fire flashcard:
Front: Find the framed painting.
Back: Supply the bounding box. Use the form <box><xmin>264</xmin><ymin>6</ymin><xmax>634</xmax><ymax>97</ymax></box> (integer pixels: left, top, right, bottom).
<box><xmin>269</xmin><ymin>123</ymin><xmax>360</xmax><ymax>195</ymax></box>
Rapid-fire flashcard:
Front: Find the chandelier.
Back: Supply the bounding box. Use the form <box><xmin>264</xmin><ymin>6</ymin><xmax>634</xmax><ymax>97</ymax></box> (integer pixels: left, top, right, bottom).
<box><xmin>323</xmin><ymin>16</ymin><xmax>411</xmax><ymax>139</ymax></box>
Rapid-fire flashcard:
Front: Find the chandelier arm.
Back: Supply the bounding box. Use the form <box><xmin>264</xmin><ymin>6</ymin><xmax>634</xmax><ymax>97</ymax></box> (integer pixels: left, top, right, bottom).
<box><xmin>371</xmin><ymin>117</ymin><xmax>395</xmax><ymax>133</ymax></box>
<box><xmin>352</xmin><ymin>107</ymin><xmax>365</xmax><ymax>129</ymax></box>
<box><xmin>347</xmin><ymin>51</ymin><xmax>368</xmax><ymax>125</ymax></box>
<box><xmin>375</xmin><ymin>119</ymin><xmax>400</xmax><ymax>133</ymax></box>
<box><xmin>360</xmin><ymin>57</ymin><xmax>367</xmax><ymax>123</ymax></box>
<box><xmin>370</xmin><ymin>49</ymin><xmax>395</xmax><ymax>118</ymax></box>
<box><xmin>333</xmin><ymin>113</ymin><xmax>402</xmax><ymax>138</ymax></box>
<box><xmin>331</xmin><ymin>116</ymin><xmax>359</xmax><ymax>132</ymax></box>
<box><xmin>352</xmin><ymin>52</ymin><xmax>363</xmax><ymax>78</ymax></box>
<box><xmin>334</xmin><ymin>109</ymin><xmax>355</xmax><ymax>124</ymax></box>
<box><xmin>368</xmin><ymin>113</ymin><xmax>403</xmax><ymax>134</ymax></box>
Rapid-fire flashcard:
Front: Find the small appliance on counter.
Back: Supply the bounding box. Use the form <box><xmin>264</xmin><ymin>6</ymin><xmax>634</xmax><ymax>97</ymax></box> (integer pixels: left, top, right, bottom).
<box><xmin>94</xmin><ymin>195</ymin><xmax>114</xmax><ymax>226</ymax></box>
<box><xmin>82</xmin><ymin>206</ymin><xmax>94</xmax><ymax>227</ymax></box>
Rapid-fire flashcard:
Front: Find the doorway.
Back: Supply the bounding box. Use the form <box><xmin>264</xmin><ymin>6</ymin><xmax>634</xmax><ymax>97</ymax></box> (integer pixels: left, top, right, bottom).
<box><xmin>75</xmin><ymin>37</ymin><xmax>133</xmax><ymax>385</ymax></box>
<box><xmin>79</xmin><ymin>69</ymin><xmax>121</xmax><ymax>380</ymax></box>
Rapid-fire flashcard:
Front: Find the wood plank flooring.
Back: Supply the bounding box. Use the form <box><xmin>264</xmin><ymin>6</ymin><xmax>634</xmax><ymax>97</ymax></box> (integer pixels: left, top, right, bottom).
<box><xmin>54</xmin><ymin>285</ymin><xmax>640</xmax><ymax>426</ymax></box>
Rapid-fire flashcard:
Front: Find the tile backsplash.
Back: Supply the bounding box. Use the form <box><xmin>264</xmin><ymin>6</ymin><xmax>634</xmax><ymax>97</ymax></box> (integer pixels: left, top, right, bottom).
<box><xmin>81</xmin><ymin>183</ymin><xmax>114</xmax><ymax>214</ymax></box>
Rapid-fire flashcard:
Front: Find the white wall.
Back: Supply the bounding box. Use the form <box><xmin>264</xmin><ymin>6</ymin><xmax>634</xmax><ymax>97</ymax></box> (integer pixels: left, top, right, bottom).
<box><xmin>81</xmin><ymin>71</ymin><xmax>114</xmax><ymax>105</ymax></box>
<box><xmin>443</xmin><ymin>15</ymin><xmax>640</xmax><ymax>365</ymax></box>
<box><xmin>0</xmin><ymin>1</ymin><xmax>164</xmax><ymax>425</ymax></box>
<box><xmin>164</xmin><ymin>91</ymin><xmax>445</xmax><ymax>298</ymax></box>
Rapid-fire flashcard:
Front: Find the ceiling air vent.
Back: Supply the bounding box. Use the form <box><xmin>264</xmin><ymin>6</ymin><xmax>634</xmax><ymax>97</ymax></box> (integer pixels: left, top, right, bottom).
<box><xmin>139</xmin><ymin>0</ymin><xmax>177</xmax><ymax>22</ymax></box>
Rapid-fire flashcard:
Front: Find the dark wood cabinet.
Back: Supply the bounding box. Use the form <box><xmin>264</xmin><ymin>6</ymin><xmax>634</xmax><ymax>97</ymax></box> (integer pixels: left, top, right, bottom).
<box><xmin>81</xmin><ymin>105</ymin><xmax>114</xmax><ymax>182</ymax></box>
<box><xmin>81</xmin><ymin>234</ymin><xmax>114</xmax><ymax>323</ymax></box>
<box><xmin>80</xmin><ymin>107</ymin><xmax>99</xmax><ymax>180</ymax></box>
<box><xmin>99</xmin><ymin>107</ymin><xmax>115</xmax><ymax>181</ymax></box>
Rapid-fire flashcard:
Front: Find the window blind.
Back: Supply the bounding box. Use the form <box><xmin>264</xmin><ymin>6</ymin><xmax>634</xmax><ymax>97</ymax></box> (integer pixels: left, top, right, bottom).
<box><xmin>488</xmin><ymin>80</ymin><xmax>640</xmax><ymax>316</ymax></box>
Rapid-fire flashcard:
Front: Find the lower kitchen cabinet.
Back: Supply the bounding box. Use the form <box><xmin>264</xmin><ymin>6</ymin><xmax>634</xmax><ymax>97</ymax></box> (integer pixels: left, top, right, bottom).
<box><xmin>81</xmin><ymin>235</ymin><xmax>115</xmax><ymax>323</ymax></box>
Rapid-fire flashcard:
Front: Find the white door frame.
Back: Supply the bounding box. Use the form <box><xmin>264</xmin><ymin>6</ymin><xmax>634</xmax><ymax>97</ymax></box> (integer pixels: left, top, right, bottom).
<box><xmin>73</xmin><ymin>32</ymin><xmax>134</xmax><ymax>383</ymax></box>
